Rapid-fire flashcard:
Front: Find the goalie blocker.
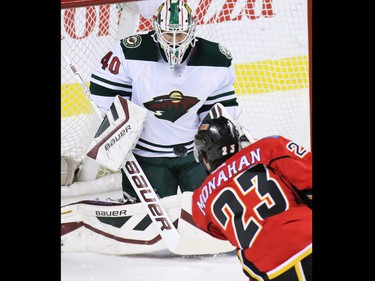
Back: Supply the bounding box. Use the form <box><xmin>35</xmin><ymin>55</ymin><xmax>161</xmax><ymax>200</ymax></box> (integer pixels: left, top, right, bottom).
<box><xmin>86</xmin><ymin>95</ymin><xmax>148</xmax><ymax>171</ymax></box>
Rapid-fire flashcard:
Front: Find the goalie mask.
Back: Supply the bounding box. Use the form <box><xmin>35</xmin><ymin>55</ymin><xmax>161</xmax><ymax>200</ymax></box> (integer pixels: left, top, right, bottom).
<box><xmin>152</xmin><ymin>0</ymin><xmax>197</xmax><ymax>68</ymax></box>
<box><xmin>194</xmin><ymin>116</ymin><xmax>241</xmax><ymax>173</ymax></box>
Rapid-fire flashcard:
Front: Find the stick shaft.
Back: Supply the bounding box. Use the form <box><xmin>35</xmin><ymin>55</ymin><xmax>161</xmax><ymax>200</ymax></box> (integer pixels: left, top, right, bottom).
<box><xmin>122</xmin><ymin>153</ymin><xmax>180</xmax><ymax>251</ymax></box>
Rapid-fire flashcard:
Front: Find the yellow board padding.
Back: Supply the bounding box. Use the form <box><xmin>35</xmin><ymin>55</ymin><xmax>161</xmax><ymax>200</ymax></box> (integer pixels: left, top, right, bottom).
<box><xmin>61</xmin><ymin>56</ymin><xmax>309</xmax><ymax>117</ymax></box>
<box><xmin>234</xmin><ymin>55</ymin><xmax>309</xmax><ymax>95</ymax></box>
<box><xmin>61</xmin><ymin>82</ymin><xmax>95</xmax><ymax>118</ymax></box>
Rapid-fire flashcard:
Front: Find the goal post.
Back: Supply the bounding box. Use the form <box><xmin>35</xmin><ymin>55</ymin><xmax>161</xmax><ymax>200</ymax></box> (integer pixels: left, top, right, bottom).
<box><xmin>61</xmin><ymin>0</ymin><xmax>311</xmax><ymax>178</ymax></box>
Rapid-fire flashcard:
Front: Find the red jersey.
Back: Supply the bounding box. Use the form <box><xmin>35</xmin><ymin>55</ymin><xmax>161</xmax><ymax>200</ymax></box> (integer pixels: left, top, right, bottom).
<box><xmin>191</xmin><ymin>135</ymin><xmax>312</xmax><ymax>275</ymax></box>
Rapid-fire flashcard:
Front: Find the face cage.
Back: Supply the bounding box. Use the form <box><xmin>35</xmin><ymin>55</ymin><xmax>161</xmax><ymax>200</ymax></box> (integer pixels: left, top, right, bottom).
<box><xmin>193</xmin><ymin>138</ymin><xmax>216</xmax><ymax>173</ymax></box>
<box><xmin>154</xmin><ymin>22</ymin><xmax>196</xmax><ymax>68</ymax></box>
<box><xmin>193</xmin><ymin>137</ymin><xmax>205</xmax><ymax>163</ymax></box>
<box><xmin>194</xmin><ymin>148</ymin><xmax>211</xmax><ymax>174</ymax></box>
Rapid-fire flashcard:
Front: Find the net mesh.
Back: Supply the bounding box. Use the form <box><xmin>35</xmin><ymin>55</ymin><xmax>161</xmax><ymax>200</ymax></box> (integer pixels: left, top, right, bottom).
<box><xmin>61</xmin><ymin>0</ymin><xmax>310</xmax><ymax>174</ymax></box>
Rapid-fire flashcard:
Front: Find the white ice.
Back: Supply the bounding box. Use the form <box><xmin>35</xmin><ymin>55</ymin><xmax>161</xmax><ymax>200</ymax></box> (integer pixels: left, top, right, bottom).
<box><xmin>61</xmin><ymin>250</ymin><xmax>249</xmax><ymax>281</ymax></box>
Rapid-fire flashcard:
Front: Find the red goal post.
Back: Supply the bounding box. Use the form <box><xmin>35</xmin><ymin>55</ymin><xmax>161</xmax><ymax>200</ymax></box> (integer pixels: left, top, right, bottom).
<box><xmin>61</xmin><ymin>0</ymin><xmax>312</xmax><ymax>170</ymax></box>
<box><xmin>61</xmin><ymin>0</ymin><xmax>130</xmax><ymax>9</ymax></box>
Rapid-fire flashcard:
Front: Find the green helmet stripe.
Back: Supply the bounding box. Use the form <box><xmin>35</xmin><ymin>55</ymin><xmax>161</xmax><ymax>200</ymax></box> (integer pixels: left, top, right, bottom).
<box><xmin>169</xmin><ymin>0</ymin><xmax>180</xmax><ymax>25</ymax></box>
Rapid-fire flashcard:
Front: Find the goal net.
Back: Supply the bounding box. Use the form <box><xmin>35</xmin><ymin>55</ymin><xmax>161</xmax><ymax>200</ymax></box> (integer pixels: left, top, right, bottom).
<box><xmin>61</xmin><ymin>0</ymin><xmax>311</xmax><ymax>180</ymax></box>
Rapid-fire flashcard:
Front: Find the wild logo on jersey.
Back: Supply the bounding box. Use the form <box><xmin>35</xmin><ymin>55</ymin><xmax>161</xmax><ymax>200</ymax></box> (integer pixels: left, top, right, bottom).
<box><xmin>144</xmin><ymin>91</ymin><xmax>199</xmax><ymax>122</ymax></box>
<box><xmin>122</xmin><ymin>35</ymin><xmax>142</xmax><ymax>49</ymax></box>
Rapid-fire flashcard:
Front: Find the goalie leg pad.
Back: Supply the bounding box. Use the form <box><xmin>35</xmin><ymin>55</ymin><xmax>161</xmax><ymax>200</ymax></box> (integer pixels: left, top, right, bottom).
<box><xmin>61</xmin><ymin>192</ymin><xmax>235</xmax><ymax>255</ymax></box>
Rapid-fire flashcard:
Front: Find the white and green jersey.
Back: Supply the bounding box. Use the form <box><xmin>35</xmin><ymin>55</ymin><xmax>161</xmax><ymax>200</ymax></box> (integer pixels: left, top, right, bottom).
<box><xmin>90</xmin><ymin>31</ymin><xmax>239</xmax><ymax>158</ymax></box>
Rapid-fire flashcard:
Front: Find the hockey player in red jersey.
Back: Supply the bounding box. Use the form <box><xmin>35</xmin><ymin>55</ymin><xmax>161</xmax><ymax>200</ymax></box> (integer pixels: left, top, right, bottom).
<box><xmin>191</xmin><ymin>116</ymin><xmax>312</xmax><ymax>281</ymax></box>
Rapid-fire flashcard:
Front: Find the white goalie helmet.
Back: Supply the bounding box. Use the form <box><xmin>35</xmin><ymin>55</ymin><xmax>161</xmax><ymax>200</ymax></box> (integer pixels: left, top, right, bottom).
<box><xmin>152</xmin><ymin>0</ymin><xmax>197</xmax><ymax>68</ymax></box>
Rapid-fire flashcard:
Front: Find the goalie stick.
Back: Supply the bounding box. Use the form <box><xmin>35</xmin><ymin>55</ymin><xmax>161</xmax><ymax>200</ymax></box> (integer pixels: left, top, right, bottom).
<box><xmin>62</xmin><ymin>49</ymin><xmax>181</xmax><ymax>252</ymax></box>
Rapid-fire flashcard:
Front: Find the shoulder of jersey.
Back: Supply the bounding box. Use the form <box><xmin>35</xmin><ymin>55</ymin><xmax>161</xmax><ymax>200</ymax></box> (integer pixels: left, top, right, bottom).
<box><xmin>257</xmin><ymin>135</ymin><xmax>291</xmax><ymax>152</ymax></box>
<box><xmin>120</xmin><ymin>32</ymin><xmax>159</xmax><ymax>62</ymax></box>
<box><xmin>188</xmin><ymin>37</ymin><xmax>233</xmax><ymax>67</ymax></box>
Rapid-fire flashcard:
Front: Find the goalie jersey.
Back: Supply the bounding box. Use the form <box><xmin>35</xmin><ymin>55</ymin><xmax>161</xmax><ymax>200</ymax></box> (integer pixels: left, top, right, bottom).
<box><xmin>191</xmin><ymin>135</ymin><xmax>312</xmax><ymax>278</ymax></box>
<box><xmin>90</xmin><ymin>31</ymin><xmax>239</xmax><ymax>157</ymax></box>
